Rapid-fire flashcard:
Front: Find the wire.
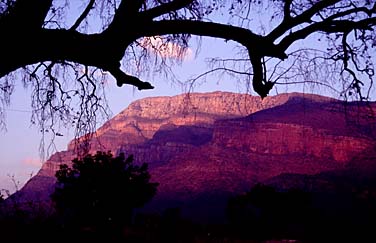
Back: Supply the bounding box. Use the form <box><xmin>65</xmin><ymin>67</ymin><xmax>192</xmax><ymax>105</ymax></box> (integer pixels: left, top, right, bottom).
<box><xmin>4</xmin><ymin>109</ymin><xmax>32</xmax><ymax>113</ymax></box>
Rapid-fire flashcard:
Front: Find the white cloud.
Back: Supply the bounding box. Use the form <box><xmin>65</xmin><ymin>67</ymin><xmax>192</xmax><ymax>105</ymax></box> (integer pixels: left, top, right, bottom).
<box><xmin>22</xmin><ymin>157</ymin><xmax>43</xmax><ymax>167</ymax></box>
<box><xmin>140</xmin><ymin>36</ymin><xmax>193</xmax><ymax>61</ymax></box>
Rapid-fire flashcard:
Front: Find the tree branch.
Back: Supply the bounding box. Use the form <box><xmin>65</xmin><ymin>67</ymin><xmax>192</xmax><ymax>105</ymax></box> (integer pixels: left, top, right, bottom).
<box><xmin>70</xmin><ymin>0</ymin><xmax>96</xmax><ymax>30</ymax></box>
<box><xmin>0</xmin><ymin>24</ymin><xmax>154</xmax><ymax>91</ymax></box>
<box><xmin>250</xmin><ymin>55</ymin><xmax>274</xmax><ymax>99</ymax></box>
<box><xmin>268</xmin><ymin>0</ymin><xmax>340</xmax><ymax>41</ymax></box>
<box><xmin>106</xmin><ymin>0</ymin><xmax>145</xmax><ymax>33</ymax></box>
<box><xmin>283</xmin><ymin>0</ymin><xmax>293</xmax><ymax>20</ymax></box>
<box><xmin>141</xmin><ymin>20</ymin><xmax>287</xmax><ymax>60</ymax></box>
<box><xmin>0</xmin><ymin>13</ymin><xmax>289</xmax><ymax>96</ymax></box>
<box><xmin>0</xmin><ymin>0</ymin><xmax>53</xmax><ymax>30</ymax></box>
<box><xmin>1</xmin><ymin>0</ymin><xmax>374</xmax><ymax>99</ymax></box>
<box><xmin>141</xmin><ymin>0</ymin><xmax>194</xmax><ymax>20</ymax></box>
<box><xmin>106</xmin><ymin>65</ymin><xmax>154</xmax><ymax>90</ymax></box>
<box><xmin>325</xmin><ymin>3</ymin><xmax>376</xmax><ymax>22</ymax></box>
<box><xmin>278</xmin><ymin>17</ymin><xmax>376</xmax><ymax>51</ymax></box>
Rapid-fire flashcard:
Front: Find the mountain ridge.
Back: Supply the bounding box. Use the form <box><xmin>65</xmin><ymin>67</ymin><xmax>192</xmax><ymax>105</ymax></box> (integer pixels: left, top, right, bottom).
<box><xmin>11</xmin><ymin>91</ymin><xmax>376</xmax><ymax>222</ymax></box>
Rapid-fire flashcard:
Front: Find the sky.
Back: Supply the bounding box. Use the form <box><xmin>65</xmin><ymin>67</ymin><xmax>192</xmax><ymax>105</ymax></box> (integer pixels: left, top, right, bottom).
<box><xmin>0</xmin><ymin>1</ymin><xmax>374</xmax><ymax>195</ymax></box>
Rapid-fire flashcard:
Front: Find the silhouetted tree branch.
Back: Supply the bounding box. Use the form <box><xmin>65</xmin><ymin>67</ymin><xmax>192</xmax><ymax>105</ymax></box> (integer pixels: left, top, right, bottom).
<box><xmin>70</xmin><ymin>0</ymin><xmax>96</xmax><ymax>31</ymax></box>
<box><xmin>0</xmin><ymin>0</ymin><xmax>375</xmax><ymax>136</ymax></box>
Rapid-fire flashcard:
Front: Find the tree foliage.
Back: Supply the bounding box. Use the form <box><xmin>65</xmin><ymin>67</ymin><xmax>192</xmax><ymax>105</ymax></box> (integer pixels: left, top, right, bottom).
<box><xmin>227</xmin><ymin>184</ymin><xmax>312</xmax><ymax>239</ymax></box>
<box><xmin>227</xmin><ymin>182</ymin><xmax>376</xmax><ymax>241</ymax></box>
<box><xmin>51</xmin><ymin>151</ymin><xmax>158</xmax><ymax>227</ymax></box>
<box><xmin>0</xmin><ymin>0</ymin><xmax>375</xmax><ymax>135</ymax></box>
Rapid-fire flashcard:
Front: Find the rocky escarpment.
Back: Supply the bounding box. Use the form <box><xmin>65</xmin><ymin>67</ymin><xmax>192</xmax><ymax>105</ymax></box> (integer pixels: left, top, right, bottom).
<box><xmin>213</xmin><ymin>98</ymin><xmax>375</xmax><ymax>164</ymax></box>
<box><xmin>18</xmin><ymin>91</ymin><xmax>288</xmax><ymax>202</ymax></box>
<box><xmin>93</xmin><ymin>91</ymin><xmax>291</xmax><ymax>143</ymax></box>
<box><xmin>159</xmin><ymin>97</ymin><xmax>376</xmax><ymax>197</ymax></box>
<box><xmin>14</xmin><ymin>91</ymin><xmax>376</xmax><ymax>222</ymax></box>
<box><xmin>45</xmin><ymin>91</ymin><xmax>292</xmax><ymax>173</ymax></box>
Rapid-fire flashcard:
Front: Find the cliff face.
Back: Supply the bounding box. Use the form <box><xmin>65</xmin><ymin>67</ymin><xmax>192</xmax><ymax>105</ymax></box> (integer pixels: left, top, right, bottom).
<box><xmin>60</xmin><ymin>91</ymin><xmax>292</xmax><ymax>168</ymax></box>
<box><xmin>85</xmin><ymin>91</ymin><xmax>290</xmax><ymax>142</ymax></box>
<box><xmin>213</xmin><ymin>97</ymin><xmax>376</xmax><ymax>163</ymax></box>
<box><xmin>16</xmin><ymin>91</ymin><xmax>376</xmax><ymax>220</ymax></box>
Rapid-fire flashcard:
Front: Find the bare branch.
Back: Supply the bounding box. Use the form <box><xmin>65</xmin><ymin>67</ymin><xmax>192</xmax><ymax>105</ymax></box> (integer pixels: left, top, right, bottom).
<box><xmin>142</xmin><ymin>0</ymin><xmax>194</xmax><ymax>20</ymax></box>
<box><xmin>107</xmin><ymin>65</ymin><xmax>154</xmax><ymax>90</ymax></box>
<box><xmin>105</xmin><ymin>0</ymin><xmax>145</xmax><ymax>32</ymax></box>
<box><xmin>283</xmin><ymin>0</ymin><xmax>293</xmax><ymax>20</ymax></box>
<box><xmin>142</xmin><ymin>20</ymin><xmax>288</xmax><ymax>60</ymax></box>
<box><xmin>278</xmin><ymin>17</ymin><xmax>376</xmax><ymax>51</ymax></box>
<box><xmin>250</xmin><ymin>55</ymin><xmax>274</xmax><ymax>99</ymax></box>
<box><xmin>70</xmin><ymin>0</ymin><xmax>96</xmax><ymax>30</ymax></box>
<box><xmin>0</xmin><ymin>0</ymin><xmax>375</xmax><ymax>109</ymax></box>
<box><xmin>0</xmin><ymin>0</ymin><xmax>53</xmax><ymax>30</ymax></box>
<box><xmin>268</xmin><ymin>0</ymin><xmax>340</xmax><ymax>41</ymax></box>
<box><xmin>325</xmin><ymin>4</ymin><xmax>376</xmax><ymax>22</ymax></box>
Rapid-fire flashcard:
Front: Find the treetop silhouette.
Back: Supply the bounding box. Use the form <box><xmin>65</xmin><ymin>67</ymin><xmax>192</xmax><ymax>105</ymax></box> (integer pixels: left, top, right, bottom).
<box><xmin>51</xmin><ymin>151</ymin><xmax>158</xmax><ymax>227</ymax></box>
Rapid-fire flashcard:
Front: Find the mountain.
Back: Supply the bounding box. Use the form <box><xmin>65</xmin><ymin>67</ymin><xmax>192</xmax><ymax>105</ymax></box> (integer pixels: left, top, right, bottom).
<box><xmin>265</xmin><ymin>150</ymin><xmax>376</xmax><ymax>193</ymax></box>
<box><xmin>11</xmin><ymin>91</ymin><xmax>376</xmax><ymax>222</ymax></box>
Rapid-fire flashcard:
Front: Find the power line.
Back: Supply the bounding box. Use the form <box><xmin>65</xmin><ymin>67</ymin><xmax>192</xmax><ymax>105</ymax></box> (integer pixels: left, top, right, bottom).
<box><xmin>4</xmin><ymin>108</ymin><xmax>32</xmax><ymax>113</ymax></box>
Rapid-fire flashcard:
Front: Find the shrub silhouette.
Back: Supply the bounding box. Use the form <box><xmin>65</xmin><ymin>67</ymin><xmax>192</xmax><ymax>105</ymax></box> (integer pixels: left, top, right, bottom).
<box><xmin>51</xmin><ymin>151</ymin><xmax>158</xmax><ymax>233</ymax></box>
<box><xmin>227</xmin><ymin>184</ymin><xmax>312</xmax><ymax>240</ymax></box>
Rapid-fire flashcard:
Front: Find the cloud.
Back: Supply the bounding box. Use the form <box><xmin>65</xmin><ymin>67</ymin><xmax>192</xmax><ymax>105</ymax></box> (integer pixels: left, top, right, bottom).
<box><xmin>22</xmin><ymin>157</ymin><xmax>43</xmax><ymax>167</ymax></box>
<box><xmin>140</xmin><ymin>36</ymin><xmax>193</xmax><ymax>61</ymax></box>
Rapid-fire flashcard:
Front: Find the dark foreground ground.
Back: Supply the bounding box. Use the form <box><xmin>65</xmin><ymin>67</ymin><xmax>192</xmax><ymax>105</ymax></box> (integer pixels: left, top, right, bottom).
<box><xmin>1</xmin><ymin>188</ymin><xmax>375</xmax><ymax>243</ymax></box>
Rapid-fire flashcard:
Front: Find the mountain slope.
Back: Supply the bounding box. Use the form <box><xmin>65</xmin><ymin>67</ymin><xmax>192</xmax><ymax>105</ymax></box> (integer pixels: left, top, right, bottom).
<box><xmin>12</xmin><ymin>91</ymin><xmax>376</xmax><ymax>222</ymax></box>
